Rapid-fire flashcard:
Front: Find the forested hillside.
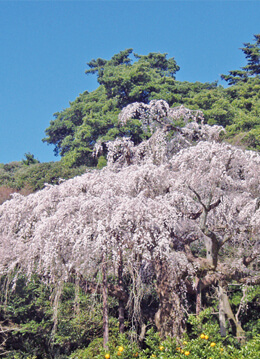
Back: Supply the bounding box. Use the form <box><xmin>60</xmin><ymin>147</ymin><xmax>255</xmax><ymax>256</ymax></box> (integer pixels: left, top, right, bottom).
<box><xmin>0</xmin><ymin>36</ymin><xmax>259</xmax><ymax>359</ymax></box>
<box><xmin>0</xmin><ymin>158</ymin><xmax>86</xmax><ymax>204</ymax></box>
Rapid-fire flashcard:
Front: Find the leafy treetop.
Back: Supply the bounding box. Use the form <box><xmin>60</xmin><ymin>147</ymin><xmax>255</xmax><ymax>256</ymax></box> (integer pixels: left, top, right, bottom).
<box><xmin>85</xmin><ymin>49</ymin><xmax>180</xmax><ymax>108</ymax></box>
<box><xmin>221</xmin><ymin>34</ymin><xmax>260</xmax><ymax>85</ymax></box>
<box><xmin>22</xmin><ymin>152</ymin><xmax>40</xmax><ymax>166</ymax></box>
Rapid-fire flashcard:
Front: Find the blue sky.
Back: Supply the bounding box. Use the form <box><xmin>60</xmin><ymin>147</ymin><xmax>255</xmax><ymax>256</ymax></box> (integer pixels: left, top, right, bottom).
<box><xmin>0</xmin><ymin>0</ymin><xmax>259</xmax><ymax>164</ymax></box>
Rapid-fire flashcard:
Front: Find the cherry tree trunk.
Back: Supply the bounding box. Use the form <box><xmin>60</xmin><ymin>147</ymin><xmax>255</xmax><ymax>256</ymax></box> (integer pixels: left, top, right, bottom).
<box><xmin>102</xmin><ymin>256</ymin><xmax>109</xmax><ymax>349</ymax></box>
<box><xmin>205</xmin><ymin>237</ymin><xmax>219</xmax><ymax>268</ymax></box>
<box><xmin>218</xmin><ymin>285</ymin><xmax>227</xmax><ymax>337</ymax></box>
<box><xmin>218</xmin><ymin>284</ymin><xmax>245</xmax><ymax>340</ymax></box>
<box><xmin>195</xmin><ymin>277</ymin><xmax>202</xmax><ymax>316</ymax></box>
<box><xmin>118</xmin><ymin>250</ymin><xmax>124</xmax><ymax>334</ymax></box>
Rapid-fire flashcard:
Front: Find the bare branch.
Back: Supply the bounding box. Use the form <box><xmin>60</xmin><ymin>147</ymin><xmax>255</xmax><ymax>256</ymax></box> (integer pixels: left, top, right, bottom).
<box><xmin>188</xmin><ymin>185</ymin><xmax>207</xmax><ymax>211</ymax></box>
<box><xmin>243</xmin><ymin>253</ymin><xmax>258</xmax><ymax>266</ymax></box>
<box><xmin>208</xmin><ymin>198</ymin><xmax>221</xmax><ymax>211</ymax></box>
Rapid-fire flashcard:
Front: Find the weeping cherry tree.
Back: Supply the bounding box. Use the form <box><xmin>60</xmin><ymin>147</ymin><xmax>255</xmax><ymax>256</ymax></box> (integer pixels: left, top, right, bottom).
<box><xmin>0</xmin><ymin>100</ymin><xmax>259</xmax><ymax>346</ymax></box>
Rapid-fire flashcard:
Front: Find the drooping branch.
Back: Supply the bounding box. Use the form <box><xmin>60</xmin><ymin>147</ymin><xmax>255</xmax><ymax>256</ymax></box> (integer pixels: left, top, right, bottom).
<box><xmin>188</xmin><ymin>208</ymin><xmax>203</xmax><ymax>220</ymax></box>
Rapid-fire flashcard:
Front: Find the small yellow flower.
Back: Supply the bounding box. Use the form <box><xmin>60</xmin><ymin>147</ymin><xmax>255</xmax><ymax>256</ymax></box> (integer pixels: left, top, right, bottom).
<box><xmin>220</xmin><ymin>348</ymin><xmax>224</xmax><ymax>352</ymax></box>
<box><xmin>210</xmin><ymin>342</ymin><xmax>216</xmax><ymax>347</ymax></box>
<box><xmin>176</xmin><ymin>347</ymin><xmax>181</xmax><ymax>351</ymax></box>
<box><xmin>183</xmin><ymin>341</ymin><xmax>188</xmax><ymax>345</ymax></box>
<box><xmin>151</xmin><ymin>355</ymin><xmax>156</xmax><ymax>358</ymax></box>
<box><xmin>184</xmin><ymin>351</ymin><xmax>190</xmax><ymax>356</ymax></box>
<box><xmin>200</xmin><ymin>334</ymin><xmax>205</xmax><ymax>339</ymax></box>
<box><xmin>204</xmin><ymin>335</ymin><xmax>209</xmax><ymax>340</ymax></box>
<box><xmin>118</xmin><ymin>346</ymin><xmax>124</xmax><ymax>352</ymax></box>
<box><xmin>104</xmin><ymin>354</ymin><xmax>110</xmax><ymax>359</ymax></box>
<box><xmin>181</xmin><ymin>349</ymin><xmax>184</xmax><ymax>354</ymax></box>
<box><xmin>159</xmin><ymin>345</ymin><xmax>164</xmax><ymax>351</ymax></box>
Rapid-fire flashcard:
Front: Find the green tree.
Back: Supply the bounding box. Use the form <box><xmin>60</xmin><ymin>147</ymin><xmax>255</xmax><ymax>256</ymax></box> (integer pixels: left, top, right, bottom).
<box><xmin>22</xmin><ymin>153</ymin><xmax>40</xmax><ymax>166</ymax></box>
<box><xmin>221</xmin><ymin>34</ymin><xmax>260</xmax><ymax>85</ymax></box>
<box><xmin>85</xmin><ymin>49</ymin><xmax>179</xmax><ymax>108</ymax></box>
<box><xmin>43</xmin><ymin>50</ymin><xmax>180</xmax><ymax>167</ymax></box>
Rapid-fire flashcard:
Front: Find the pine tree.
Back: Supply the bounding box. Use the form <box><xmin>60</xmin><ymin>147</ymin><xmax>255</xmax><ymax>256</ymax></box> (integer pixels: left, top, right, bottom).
<box><xmin>221</xmin><ymin>34</ymin><xmax>260</xmax><ymax>85</ymax></box>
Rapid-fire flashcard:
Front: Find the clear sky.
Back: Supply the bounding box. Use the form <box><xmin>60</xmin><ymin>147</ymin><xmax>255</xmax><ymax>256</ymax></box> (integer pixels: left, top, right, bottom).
<box><xmin>0</xmin><ymin>0</ymin><xmax>259</xmax><ymax>164</ymax></box>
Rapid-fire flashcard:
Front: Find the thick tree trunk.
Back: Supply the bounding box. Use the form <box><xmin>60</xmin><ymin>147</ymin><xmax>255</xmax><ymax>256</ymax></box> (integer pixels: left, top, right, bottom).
<box><xmin>195</xmin><ymin>277</ymin><xmax>202</xmax><ymax>315</ymax></box>
<box><xmin>199</xmin><ymin>202</ymin><xmax>220</xmax><ymax>269</ymax></box>
<box><xmin>205</xmin><ymin>236</ymin><xmax>219</xmax><ymax>268</ymax></box>
<box><xmin>218</xmin><ymin>284</ymin><xmax>245</xmax><ymax>340</ymax></box>
<box><xmin>102</xmin><ymin>256</ymin><xmax>109</xmax><ymax>349</ymax></box>
<box><xmin>118</xmin><ymin>250</ymin><xmax>124</xmax><ymax>334</ymax></box>
<box><xmin>218</xmin><ymin>285</ymin><xmax>227</xmax><ymax>337</ymax></box>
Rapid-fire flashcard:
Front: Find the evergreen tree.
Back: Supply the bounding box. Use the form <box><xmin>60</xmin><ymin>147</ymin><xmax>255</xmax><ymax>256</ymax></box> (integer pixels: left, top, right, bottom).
<box><xmin>221</xmin><ymin>34</ymin><xmax>260</xmax><ymax>85</ymax></box>
<box><xmin>43</xmin><ymin>50</ymin><xmax>180</xmax><ymax>167</ymax></box>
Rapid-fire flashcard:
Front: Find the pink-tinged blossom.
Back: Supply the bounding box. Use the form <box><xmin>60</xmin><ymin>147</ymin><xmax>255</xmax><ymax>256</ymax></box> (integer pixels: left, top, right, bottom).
<box><xmin>1</xmin><ymin>138</ymin><xmax>259</xmax><ymax>281</ymax></box>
